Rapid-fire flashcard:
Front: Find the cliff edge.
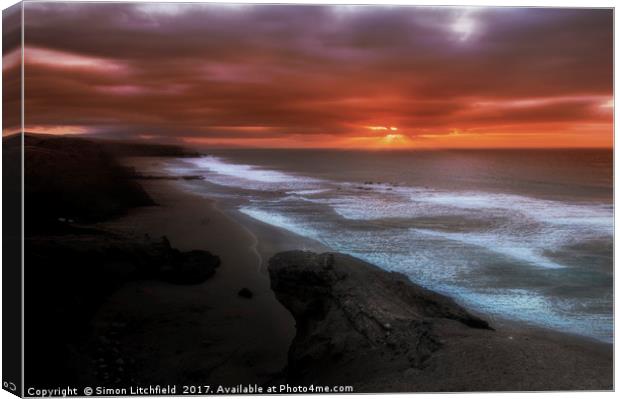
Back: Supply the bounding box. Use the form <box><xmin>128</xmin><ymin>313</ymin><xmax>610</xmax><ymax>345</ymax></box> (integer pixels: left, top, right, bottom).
<box><xmin>269</xmin><ymin>251</ymin><xmax>612</xmax><ymax>392</ymax></box>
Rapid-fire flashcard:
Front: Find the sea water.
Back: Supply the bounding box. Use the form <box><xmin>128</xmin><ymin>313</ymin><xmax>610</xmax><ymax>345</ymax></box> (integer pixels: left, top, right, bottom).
<box><xmin>165</xmin><ymin>149</ymin><xmax>613</xmax><ymax>342</ymax></box>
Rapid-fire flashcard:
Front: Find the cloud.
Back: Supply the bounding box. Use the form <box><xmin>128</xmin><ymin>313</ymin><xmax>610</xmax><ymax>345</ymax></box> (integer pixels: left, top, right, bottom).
<box><xmin>17</xmin><ymin>3</ymin><xmax>613</xmax><ymax>147</ymax></box>
<box><xmin>2</xmin><ymin>3</ymin><xmax>23</xmax><ymax>134</ymax></box>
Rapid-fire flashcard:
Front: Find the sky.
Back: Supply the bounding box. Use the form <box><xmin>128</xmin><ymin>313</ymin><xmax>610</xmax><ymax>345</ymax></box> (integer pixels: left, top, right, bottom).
<box><xmin>3</xmin><ymin>2</ymin><xmax>614</xmax><ymax>148</ymax></box>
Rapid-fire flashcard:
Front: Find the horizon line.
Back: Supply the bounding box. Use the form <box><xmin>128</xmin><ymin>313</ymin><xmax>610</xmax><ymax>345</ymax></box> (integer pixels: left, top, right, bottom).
<box><xmin>5</xmin><ymin>132</ymin><xmax>614</xmax><ymax>152</ymax></box>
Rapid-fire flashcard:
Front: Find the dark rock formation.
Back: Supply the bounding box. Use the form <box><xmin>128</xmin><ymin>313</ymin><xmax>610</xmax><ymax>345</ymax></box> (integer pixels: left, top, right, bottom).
<box><xmin>269</xmin><ymin>251</ymin><xmax>612</xmax><ymax>392</ymax></box>
<box><xmin>25</xmin><ymin>233</ymin><xmax>220</xmax><ymax>386</ymax></box>
<box><xmin>238</xmin><ymin>288</ymin><xmax>253</xmax><ymax>298</ymax></box>
<box><xmin>98</xmin><ymin>139</ymin><xmax>201</xmax><ymax>157</ymax></box>
<box><xmin>269</xmin><ymin>251</ymin><xmax>490</xmax><ymax>383</ymax></box>
<box><xmin>156</xmin><ymin>239</ymin><xmax>220</xmax><ymax>285</ymax></box>
<box><xmin>18</xmin><ymin>134</ymin><xmax>156</xmax><ymax>234</ymax></box>
<box><xmin>15</xmin><ymin>133</ymin><xmax>216</xmax><ymax>387</ymax></box>
<box><xmin>5</xmin><ymin>133</ymin><xmax>202</xmax><ymax>235</ymax></box>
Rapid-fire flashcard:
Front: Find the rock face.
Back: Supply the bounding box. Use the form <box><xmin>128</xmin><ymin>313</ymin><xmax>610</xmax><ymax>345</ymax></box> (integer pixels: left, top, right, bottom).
<box><xmin>268</xmin><ymin>251</ymin><xmax>612</xmax><ymax>392</ymax></box>
<box><xmin>19</xmin><ymin>134</ymin><xmax>156</xmax><ymax>233</ymax></box>
<box><xmin>269</xmin><ymin>251</ymin><xmax>490</xmax><ymax>384</ymax></box>
<box><xmin>15</xmin><ymin>133</ymin><xmax>221</xmax><ymax>387</ymax></box>
<box><xmin>25</xmin><ymin>233</ymin><xmax>220</xmax><ymax>386</ymax></box>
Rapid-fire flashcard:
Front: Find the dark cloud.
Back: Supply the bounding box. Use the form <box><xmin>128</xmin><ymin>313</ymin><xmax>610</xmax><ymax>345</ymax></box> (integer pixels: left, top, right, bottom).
<box><xmin>15</xmin><ymin>3</ymin><xmax>613</xmax><ymax>147</ymax></box>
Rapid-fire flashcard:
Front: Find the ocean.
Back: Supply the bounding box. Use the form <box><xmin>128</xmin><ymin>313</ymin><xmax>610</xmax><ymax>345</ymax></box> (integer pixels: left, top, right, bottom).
<box><xmin>163</xmin><ymin>149</ymin><xmax>613</xmax><ymax>342</ymax></box>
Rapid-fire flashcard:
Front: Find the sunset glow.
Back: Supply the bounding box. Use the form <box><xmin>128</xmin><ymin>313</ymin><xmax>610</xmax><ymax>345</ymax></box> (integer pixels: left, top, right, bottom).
<box><xmin>4</xmin><ymin>4</ymin><xmax>612</xmax><ymax>148</ymax></box>
<box><xmin>381</xmin><ymin>133</ymin><xmax>409</xmax><ymax>146</ymax></box>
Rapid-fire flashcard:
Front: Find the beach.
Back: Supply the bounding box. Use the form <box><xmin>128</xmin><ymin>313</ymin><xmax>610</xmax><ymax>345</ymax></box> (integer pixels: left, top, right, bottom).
<box><xmin>95</xmin><ymin>178</ymin><xmax>315</xmax><ymax>385</ymax></box>
<box><xmin>95</xmin><ymin>160</ymin><xmax>612</xmax><ymax>391</ymax></box>
<box><xmin>18</xmin><ymin>135</ymin><xmax>612</xmax><ymax>391</ymax></box>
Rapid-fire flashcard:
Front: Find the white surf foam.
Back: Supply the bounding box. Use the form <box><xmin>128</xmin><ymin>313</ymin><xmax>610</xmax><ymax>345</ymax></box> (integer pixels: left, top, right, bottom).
<box><xmin>234</xmin><ymin>202</ymin><xmax>612</xmax><ymax>342</ymax></box>
<box><xmin>286</xmin><ymin>188</ymin><xmax>331</xmax><ymax>196</ymax></box>
<box><xmin>329</xmin><ymin>187</ymin><xmax>612</xmax><ymax>231</ymax></box>
<box><xmin>187</xmin><ymin>156</ymin><xmax>313</xmax><ymax>183</ymax></box>
<box><xmin>412</xmin><ymin>228</ymin><xmax>566</xmax><ymax>269</ymax></box>
<box><xmin>180</xmin><ymin>156</ymin><xmax>322</xmax><ymax>191</ymax></box>
<box><xmin>238</xmin><ymin>206</ymin><xmax>324</xmax><ymax>243</ymax></box>
<box><xmin>421</xmin><ymin>191</ymin><xmax>612</xmax><ymax>232</ymax></box>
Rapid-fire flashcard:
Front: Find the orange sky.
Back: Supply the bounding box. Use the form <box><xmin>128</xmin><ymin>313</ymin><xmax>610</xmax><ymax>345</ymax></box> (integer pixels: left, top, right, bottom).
<box><xmin>3</xmin><ymin>4</ymin><xmax>613</xmax><ymax>149</ymax></box>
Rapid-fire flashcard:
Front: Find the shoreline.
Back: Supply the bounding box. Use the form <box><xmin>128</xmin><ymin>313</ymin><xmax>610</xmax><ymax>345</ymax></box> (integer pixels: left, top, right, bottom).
<box><xmin>198</xmin><ymin>184</ymin><xmax>612</xmax><ymax>347</ymax></box>
<box><xmin>163</xmin><ymin>176</ymin><xmax>612</xmax><ymax>349</ymax></box>
<box><xmin>267</xmin><ymin>251</ymin><xmax>612</xmax><ymax>391</ymax></box>
<box><xmin>18</xmin><ymin>134</ymin><xmax>611</xmax><ymax>391</ymax></box>
<box><xmin>100</xmin><ymin>164</ymin><xmax>611</xmax><ymax>390</ymax></box>
<box><xmin>224</xmin><ymin>204</ymin><xmax>330</xmax><ymax>275</ymax></box>
<box><xmin>95</xmin><ymin>178</ymin><xmax>300</xmax><ymax>385</ymax></box>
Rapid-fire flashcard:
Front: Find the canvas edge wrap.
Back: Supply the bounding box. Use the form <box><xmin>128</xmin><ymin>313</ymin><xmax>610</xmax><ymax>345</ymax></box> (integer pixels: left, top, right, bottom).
<box><xmin>2</xmin><ymin>1</ymin><xmax>24</xmax><ymax>397</ymax></box>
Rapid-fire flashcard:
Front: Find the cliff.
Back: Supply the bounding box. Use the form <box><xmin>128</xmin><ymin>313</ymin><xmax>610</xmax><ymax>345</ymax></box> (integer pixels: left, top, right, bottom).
<box><xmin>269</xmin><ymin>251</ymin><xmax>612</xmax><ymax>391</ymax></box>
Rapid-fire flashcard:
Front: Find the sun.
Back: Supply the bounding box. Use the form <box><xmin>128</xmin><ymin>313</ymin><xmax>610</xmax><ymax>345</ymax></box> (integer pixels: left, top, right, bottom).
<box><xmin>380</xmin><ymin>133</ymin><xmax>409</xmax><ymax>146</ymax></box>
<box><xmin>358</xmin><ymin>126</ymin><xmax>413</xmax><ymax>148</ymax></box>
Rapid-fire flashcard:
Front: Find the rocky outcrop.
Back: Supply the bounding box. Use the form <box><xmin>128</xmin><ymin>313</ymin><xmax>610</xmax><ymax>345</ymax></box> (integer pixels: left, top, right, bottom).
<box><xmin>151</xmin><ymin>236</ymin><xmax>220</xmax><ymax>285</ymax></box>
<box><xmin>16</xmin><ymin>133</ymin><xmax>220</xmax><ymax>387</ymax></box>
<box><xmin>269</xmin><ymin>251</ymin><xmax>490</xmax><ymax>383</ymax></box>
<box><xmin>16</xmin><ymin>134</ymin><xmax>156</xmax><ymax>234</ymax></box>
<box><xmin>268</xmin><ymin>251</ymin><xmax>612</xmax><ymax>392</ymax></box>
<box><xmin>25</xmin><ymin>232</ymin><xmax>220</xmax><ymax>386</ymax></box>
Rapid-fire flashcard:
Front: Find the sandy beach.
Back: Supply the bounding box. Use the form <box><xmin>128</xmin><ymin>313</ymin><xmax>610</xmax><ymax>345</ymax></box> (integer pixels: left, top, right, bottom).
<box><xmin>94</xmin><ymin>177</ymin><xmax>325</xmax><ymax>386</ymax></box>
<box><xmin>90</xmin><ymin>170</ymin><xmax>612</xmax><ymax>391</ymax></box>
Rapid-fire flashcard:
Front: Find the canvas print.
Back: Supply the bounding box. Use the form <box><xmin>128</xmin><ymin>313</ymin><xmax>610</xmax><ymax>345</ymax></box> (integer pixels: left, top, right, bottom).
<box><xmin>1</xmin><ymin>1</ymin><xmax>614</xmax><ymax>396</ymax></box>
